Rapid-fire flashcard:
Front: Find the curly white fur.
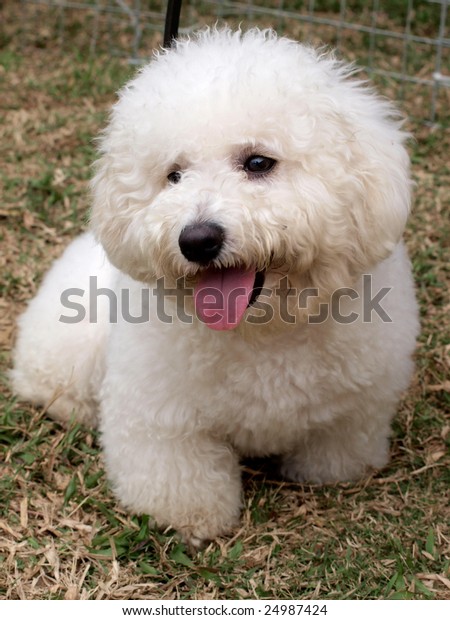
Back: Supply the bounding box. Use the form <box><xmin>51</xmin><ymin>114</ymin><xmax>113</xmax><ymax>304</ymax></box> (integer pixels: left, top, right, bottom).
<box><xmin>12</xmin><ymin>28</ymin><xmax>419</xmax><ymax>545</ymax></box>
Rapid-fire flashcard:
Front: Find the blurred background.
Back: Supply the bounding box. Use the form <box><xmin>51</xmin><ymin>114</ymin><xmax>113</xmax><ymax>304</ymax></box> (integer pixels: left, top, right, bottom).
<box><xmin>11</xmin><ymin>0</ymin><xmax>450</xmax><ymax>122</ymax></box>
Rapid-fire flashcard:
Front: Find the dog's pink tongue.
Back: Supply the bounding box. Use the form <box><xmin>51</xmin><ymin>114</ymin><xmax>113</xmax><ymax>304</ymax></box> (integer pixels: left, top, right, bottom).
<box><xmin>194</xmin><ymin>267</ymin><xmax>256</xmax><ymax>330</ymax></box>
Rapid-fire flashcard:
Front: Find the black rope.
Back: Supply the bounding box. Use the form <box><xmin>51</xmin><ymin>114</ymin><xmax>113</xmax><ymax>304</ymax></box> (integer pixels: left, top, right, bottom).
<box><xmin>163</xmin><ymin>0</ymin><xmax>183</xmax><ymax>48</ymax></box>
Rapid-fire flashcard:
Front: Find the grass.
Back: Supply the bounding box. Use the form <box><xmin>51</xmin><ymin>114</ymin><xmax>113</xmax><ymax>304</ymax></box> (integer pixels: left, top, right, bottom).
<box><xmin>1</xmin><ymin>0</ymin><xmax>449</xmax><ymax>601</ymax></box>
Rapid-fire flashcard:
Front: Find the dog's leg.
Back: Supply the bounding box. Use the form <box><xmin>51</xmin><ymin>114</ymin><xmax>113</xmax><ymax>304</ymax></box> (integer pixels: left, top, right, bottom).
<box><xmin>280</xmin><ymin>409</ymin><xmax>392</xmax><ymax>484</ymax></box>
<box><xmin>101</xmin><ymin>422</ymin><xmax>242</xmax><ymax>546</ymax></box>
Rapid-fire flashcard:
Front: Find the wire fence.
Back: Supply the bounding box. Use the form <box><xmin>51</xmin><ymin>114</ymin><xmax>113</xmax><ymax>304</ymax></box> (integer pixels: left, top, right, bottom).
<box><xmin>18</xmin><ymin>0</ymin><xmax>450</xmax><ymax>122</ymax></box>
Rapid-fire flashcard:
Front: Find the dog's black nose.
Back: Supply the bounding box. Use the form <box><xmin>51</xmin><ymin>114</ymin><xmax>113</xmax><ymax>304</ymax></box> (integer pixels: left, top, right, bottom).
<box><xmin>179</xmin><ymin>222</ymin><xmax>225</xmax><ymax>264</ymax></box>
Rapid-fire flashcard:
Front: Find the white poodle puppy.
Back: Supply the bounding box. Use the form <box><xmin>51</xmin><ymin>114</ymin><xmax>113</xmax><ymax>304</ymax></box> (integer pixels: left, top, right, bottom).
<box><xmin>12</xmin><ymin>28</ymin><xmax>419</xmax><ymax>545</ymax></box>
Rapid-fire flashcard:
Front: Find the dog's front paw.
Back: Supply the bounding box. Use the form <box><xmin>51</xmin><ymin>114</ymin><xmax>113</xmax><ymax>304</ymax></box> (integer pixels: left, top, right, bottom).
<box><xmin>158</xmin><ymin>472</ymin><xmax>243</xmax><ymax>548</ymax></box>
<box><xmin>103</xmin><ymin>429</ymin><xmax>243</xmax><ymax>546</ymax></box>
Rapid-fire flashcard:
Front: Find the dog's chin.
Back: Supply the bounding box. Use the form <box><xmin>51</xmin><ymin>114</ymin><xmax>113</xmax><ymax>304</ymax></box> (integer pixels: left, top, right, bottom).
<box><xmin>146</xmin><ymin>252</ymin><xmax>333</xmax><ymax>333</ymax></box>
<box><xmin>150</xmin><ymin>262</ymin><xmax>324</xmax><ymax>335</ymax></box>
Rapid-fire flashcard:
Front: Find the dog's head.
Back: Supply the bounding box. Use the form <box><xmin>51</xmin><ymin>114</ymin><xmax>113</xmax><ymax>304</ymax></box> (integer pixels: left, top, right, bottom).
<box><xmin>91</xmin><ymin>28</ymin><xmax>411</xmax><ymax>331</ymax></box>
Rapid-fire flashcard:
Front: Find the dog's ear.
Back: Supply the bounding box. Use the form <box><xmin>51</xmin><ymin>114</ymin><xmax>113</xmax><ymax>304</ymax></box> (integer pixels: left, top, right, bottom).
<box><xmin>89</xmin><ymin>153</ymin><xmax>125</xmax><ymax>270</ymax></box>
<box><xmin>89</xmin><ymin>147</ymin><xmax>157</xmax><ymax>281</ymax></box>
<box><xmin>304</xmin><ymin>89</ymin><xmax>412</xmax><ymax>292</ymax></box>
<box><xmin>346</xmin><ymin>110</ymin><xmax>412</xmax><ymax>269</ymax></box>
<box><xmin>88</xmin><ymin>84</ymin><xmax>166</xmax><ymax>282</ymax></box>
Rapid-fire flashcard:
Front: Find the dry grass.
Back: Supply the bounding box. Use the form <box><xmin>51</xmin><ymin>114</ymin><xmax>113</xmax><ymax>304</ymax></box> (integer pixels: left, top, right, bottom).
<box><xmin>1</xmin><ymin>0</ymin><xmax>449</xmax><ymax>601</ymax></box>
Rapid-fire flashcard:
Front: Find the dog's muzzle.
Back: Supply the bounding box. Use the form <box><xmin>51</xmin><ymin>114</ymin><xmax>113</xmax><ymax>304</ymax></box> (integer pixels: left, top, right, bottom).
<box><xmin>178</xmin><ymin>222</ymin><xmax>265</xmax><ymax>331</ymax></box>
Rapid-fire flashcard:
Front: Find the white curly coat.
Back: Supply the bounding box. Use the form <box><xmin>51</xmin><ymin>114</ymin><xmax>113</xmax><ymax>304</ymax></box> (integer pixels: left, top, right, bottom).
<box><xmin>12</xmin><ymin>29</ymin><xmax>419</xmax><ymax>545</ymax></box>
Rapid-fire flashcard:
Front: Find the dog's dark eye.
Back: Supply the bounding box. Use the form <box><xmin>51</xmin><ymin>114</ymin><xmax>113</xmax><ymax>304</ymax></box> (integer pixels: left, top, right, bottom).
<box><xmin>167</xmin><ymin>170</ymin><xmax>182</xmax><ymax>185</ymax></box>
<box><xmin>243</xmin><ymin>155</ymin><xmax>277</xmax><ymax>176</ymax></box>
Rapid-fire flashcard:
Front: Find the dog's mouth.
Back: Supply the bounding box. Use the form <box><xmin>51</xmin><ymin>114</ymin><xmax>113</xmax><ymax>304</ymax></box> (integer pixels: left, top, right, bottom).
<box><xmin>194</xmin><ymin>267</ymin><xmax>265</xmax><ymax>331</ymax></box>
